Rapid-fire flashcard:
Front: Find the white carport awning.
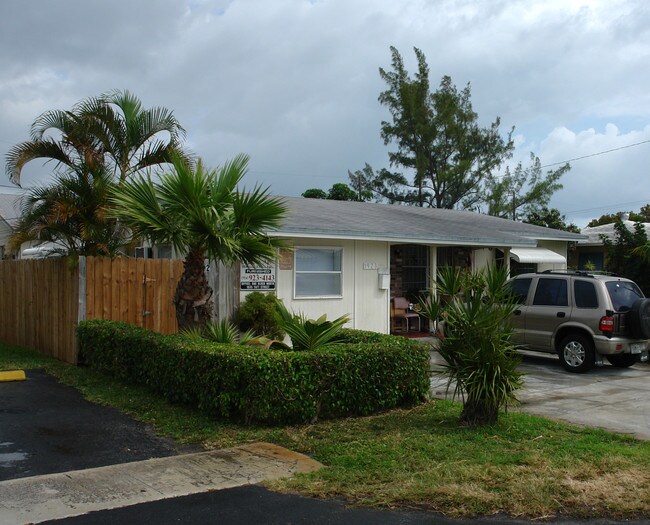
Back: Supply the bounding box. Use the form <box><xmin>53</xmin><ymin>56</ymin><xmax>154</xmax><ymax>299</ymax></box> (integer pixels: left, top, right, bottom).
<box><xmin>509</xmin><ymin>247</ymin><xmax>566</xmax><ymax>264</ymax></box>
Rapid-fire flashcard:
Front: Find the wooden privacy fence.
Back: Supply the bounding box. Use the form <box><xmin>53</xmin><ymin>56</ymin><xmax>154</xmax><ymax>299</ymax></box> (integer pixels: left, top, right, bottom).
<box><xmin>0</xmin><ymin>256</ymin><xmax>184</xmax><ymax>364</ymax></box>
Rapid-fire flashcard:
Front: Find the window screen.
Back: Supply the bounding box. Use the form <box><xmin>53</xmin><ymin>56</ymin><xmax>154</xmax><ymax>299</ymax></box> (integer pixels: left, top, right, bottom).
<box><xmin>295</xmin><ymin>248</ymin><xmax>342</xmax><ymax>297</ymax></box>
<box><xmin>533</xmin><ymin>278</ymin><xmax>568</xmax><ymax>306</ymax></box>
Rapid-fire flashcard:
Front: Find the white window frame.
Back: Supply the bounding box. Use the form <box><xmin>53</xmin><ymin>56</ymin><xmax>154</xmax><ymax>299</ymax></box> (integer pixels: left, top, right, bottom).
<box><xmin>293</xmin><ymin>246</ymin><xmax>343</xmax><ymax>299</ymax></box>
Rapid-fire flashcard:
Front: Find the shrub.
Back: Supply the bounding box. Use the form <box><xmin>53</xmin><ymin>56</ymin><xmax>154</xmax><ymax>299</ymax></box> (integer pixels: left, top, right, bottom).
<box><xmin>234</xmin><ymin>292</ymin><xmax>285</xmax><ymax>339</ymax></box>
<box><xmin>77</xmin><ymin>320</ymin><xmax>431</xmax><ymax>424</ymax></box>
<box><xmin>418</xmin><ymin>265</ymin><xmax>523</xmax><ymax>425</ymax></box>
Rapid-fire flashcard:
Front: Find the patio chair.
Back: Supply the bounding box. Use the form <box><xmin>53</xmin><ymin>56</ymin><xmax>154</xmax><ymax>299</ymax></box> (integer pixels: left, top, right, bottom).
<box><xmin>391</xmin><ymin>297</ymin><xmax>421</xmax><ymax>332</ymax></box>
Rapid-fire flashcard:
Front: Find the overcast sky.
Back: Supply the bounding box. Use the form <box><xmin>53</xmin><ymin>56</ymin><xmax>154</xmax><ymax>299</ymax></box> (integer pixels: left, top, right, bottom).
<box><xmin>1</xmin><ymin>0</ymin><xmax>649</xmax><ymax>227</ymax></box>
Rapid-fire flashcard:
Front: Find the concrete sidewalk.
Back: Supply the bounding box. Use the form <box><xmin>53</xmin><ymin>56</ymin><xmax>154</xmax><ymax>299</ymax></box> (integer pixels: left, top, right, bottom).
<box><xmin>0</xmin><ymin>442</ymin><xmax>322</xmax><ymax>524</ymax></box>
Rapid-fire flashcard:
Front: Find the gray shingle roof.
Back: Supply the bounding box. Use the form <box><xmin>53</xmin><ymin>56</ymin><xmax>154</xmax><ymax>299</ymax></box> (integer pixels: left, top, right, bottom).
<box><xmin>579</xmin><ymin>221</ymin><xmax>650</xmax><ymax>246</ymax></box>
<box><xmin>274</xmin><ymin>197</ymin><xmax>586</xmax><ymax>247</ymax></box>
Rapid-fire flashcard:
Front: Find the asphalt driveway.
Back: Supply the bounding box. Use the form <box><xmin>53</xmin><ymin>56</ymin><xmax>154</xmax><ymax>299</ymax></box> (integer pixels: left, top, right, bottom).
<box><xmin>430</xmin><ymin>351</ymin><xmax>650</xmax><ymax>440</ymax></box>
<box><xmin>0</xmin><ymin>369</ymin><xmax>190</xmax><ymax>481</ymax></box>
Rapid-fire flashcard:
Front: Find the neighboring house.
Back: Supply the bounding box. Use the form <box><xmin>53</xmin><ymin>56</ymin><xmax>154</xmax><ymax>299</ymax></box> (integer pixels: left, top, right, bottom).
<box><xmin>240</xmin><ymin>197</ymin><xmax>586</xmax><ymax>334</ymax></box>
<box><xmin>0</xmin><ymin>192</ymin><xmax>23</xmax><ymax>259</ymax></box>
<box><xmin>571</xmin><ymin>219</ymin><xmax>650</xmax><ymax>270</ymax></box>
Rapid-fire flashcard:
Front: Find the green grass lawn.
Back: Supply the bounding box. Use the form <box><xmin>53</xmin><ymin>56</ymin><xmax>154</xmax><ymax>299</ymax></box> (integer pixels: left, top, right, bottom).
<box><xmin>1</xmin><ymin>343</ymin><xmax>648</xmax><ymax>519</ymax></box>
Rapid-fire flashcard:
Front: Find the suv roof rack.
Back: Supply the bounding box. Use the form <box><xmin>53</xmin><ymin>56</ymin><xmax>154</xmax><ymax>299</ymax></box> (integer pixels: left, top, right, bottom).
<box><xmin>539</xmin><ymin>269</ymin><xmax>592</xmax><ymax>277</ymax></box>
<box><xmin>538</xmin><ymin>269</ymin><xmax>620</xmax><ymax>278</ymax></box>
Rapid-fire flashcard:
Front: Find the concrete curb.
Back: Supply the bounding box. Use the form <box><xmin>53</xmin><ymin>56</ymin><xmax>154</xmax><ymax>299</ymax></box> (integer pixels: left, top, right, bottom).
<box><xmin>0</xmin><ymin>442</ymin><xmax>322</xmax><ymax>524</ymax></box>
<box><xmin>0</xmin><ymin>370</ymin><xmax>26</xmax><ymax>382</ymax></box>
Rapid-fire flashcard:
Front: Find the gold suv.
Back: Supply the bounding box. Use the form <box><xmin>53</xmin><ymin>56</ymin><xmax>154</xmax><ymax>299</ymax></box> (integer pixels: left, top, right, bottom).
<box><xmin>507</xmin><ymin>270</ymin><xmax>650</xmax><ymax>373</ymax></box>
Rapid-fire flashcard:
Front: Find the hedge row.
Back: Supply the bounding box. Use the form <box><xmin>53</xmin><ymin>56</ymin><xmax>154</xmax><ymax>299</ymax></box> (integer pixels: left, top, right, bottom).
<box><xmin>77</xmin><ymin>320</ymin><xmax>431</xmax><ymax>424</ymax></box>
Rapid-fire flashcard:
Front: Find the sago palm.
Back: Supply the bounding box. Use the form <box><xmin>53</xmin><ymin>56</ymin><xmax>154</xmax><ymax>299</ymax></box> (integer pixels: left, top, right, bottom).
<box><xmin>110</xmin><ymin>154</ymin><xmax>287</xmax><ymax>331</ymax></box>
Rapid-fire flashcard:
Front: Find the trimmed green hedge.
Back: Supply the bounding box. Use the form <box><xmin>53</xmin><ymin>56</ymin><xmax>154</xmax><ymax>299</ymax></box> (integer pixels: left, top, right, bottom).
<box><xmin>77</xmin><ymin>320</ymin><xmax>431</xmax><ymax>424</ymax></box>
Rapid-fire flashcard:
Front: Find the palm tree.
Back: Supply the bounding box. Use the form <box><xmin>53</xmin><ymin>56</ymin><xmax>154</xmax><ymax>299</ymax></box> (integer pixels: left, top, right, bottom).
<box><xmin>5</xmin><ymin>90</ymin><xmax>187</xmax><ymax>187</ymax></box>
<box><xmin>110</xmin><ymin>154</ymin><xmax>287</xmax><ymax>331</ymax></box>
<box><xmin>9</xmin><ymin>166</ymin><xmax>130</xmax><ymax>257</ymax></box>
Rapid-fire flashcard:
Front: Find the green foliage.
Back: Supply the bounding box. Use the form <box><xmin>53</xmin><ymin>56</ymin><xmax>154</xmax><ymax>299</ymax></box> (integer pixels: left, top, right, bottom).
<box><xmin>369</xmin><ymin>46</ymin><xmax>514</xmax><ymax>209</ymax></box>
<box><xmin>234</xmin><ymin>292</ymin><xmax>285</xmax><ymax>339</ymax></box>
<box><xmin>524</xmin><ymin>206</ymin><xmax>580</xmax><ymax>233</ymax></box>
<box><xmin>5</xmin><ymin>90</ymin><xmax>187</xmax><ymax>256</ymax></box>
<box><xmin>110</xmin><ymin>155</ymin><xmax>288</xmax><ymax>331</ymax></box>
<box><xmin>9</xmin><ymin>166</ymin><xmax>130</xmax><ymax>256</ymax></box>
<box><xmin>603</xmin><ymin>218</ymin><xmax>650</xmax><ymax>295</ymax></box>
<box><xmin>77</xmin><ymin>320</ymin><xmax>430</xmax><ymax>424</ymax></box>
<box><xmin>110</xmin><ymin>155</ymin><xmax>287</xmax><ymax>267</ymax></box>
<box><xmin>301</xmin><ymin>188</ymin><xmax>327</xmax><ymax>199</ymax></box>
<box><xmin>182</xmin><ymin>320</ymin><xmax>256</xmax><ymax>346</ymax></box>
<box><xmin>274</xmin><ymin>302</ymin><xmax>350</xmax><ymax>351</ymax></box>
<box><xmin>346</xmin><ymin>163</ymin><xmax>375</xmax><ymax>202</ymax></box>
<box><xmin>301</xmin><ymin>183</ymin><xmax>364</xmax><ymax>202</ymax></box>
<box><xmin>418</xmin><ymin>266</ymin><xmax>523</xmax><ymax>425</ymax></box>
<box><xmin>326</xmin><ymin>183</ymin><xmax>358</xmax><ymax>201</ymax></box>
<box><xmin>6</xmin><ymin>89</ymin><xmax>187</xmax><ymax>187</ymax></box>
<box><xmin>484</xmin><ymin>155</ymin><xmax>570</xmax><ymax>220</ymax></box>
<box><xmin>587</xmin><ymin>206</ymin><xmax>650</xmax><ymax>227</ymax></box>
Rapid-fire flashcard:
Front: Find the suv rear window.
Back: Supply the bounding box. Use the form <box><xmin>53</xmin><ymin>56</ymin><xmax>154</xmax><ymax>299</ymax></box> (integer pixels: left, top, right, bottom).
<box><xmin>605</xmin><ymin>280</ymin><xmax>643</xmax><ymax>311</ymax></box>
<box><xmin>574</xmin><ymin>280</ymin><xmax>598</xmax><ymax>308</ymax></box>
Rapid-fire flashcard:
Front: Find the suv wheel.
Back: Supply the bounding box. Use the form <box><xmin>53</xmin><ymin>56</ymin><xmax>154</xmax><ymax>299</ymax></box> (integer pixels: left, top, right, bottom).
<box><xmin>558</xmin><ymin>333</ymin><xmax>595</xmax><ymax>373</ymax></box>
<box><xmin>606</xmin><ymin>353</ymin><xmax>638</xmax><ymax>368</ymax></box>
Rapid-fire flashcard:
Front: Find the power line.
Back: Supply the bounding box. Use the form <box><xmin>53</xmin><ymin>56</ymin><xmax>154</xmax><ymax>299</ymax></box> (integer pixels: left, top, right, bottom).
<box><xmin>539</xmin><ymin>139</ymin><xmax>650</xmax><ymax>169</ymax></box>
<box><xmin>565</xmin><ymin>198</ymin><xmax>650</xmax><ymax>215</ymax></box>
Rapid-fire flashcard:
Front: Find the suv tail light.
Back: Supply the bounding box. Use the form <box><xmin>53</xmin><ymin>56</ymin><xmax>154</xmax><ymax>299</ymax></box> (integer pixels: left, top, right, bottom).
<box><xmin>600</xmin><ymin>315</ymin><xmax>614</xmax><ymax>333</ymax></box>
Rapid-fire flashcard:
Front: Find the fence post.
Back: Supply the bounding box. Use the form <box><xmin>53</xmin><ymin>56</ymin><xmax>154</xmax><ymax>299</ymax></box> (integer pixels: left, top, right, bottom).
<box><xmin>78</xmin><ymin>256</ymin><xmax>86</xmax><ymax>324</ymax></box>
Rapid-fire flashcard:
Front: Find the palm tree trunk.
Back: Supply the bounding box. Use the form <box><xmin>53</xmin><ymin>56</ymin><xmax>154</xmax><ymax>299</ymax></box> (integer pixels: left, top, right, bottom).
<box><xmin>174</xmin><ymin>248</ymin><xmax>214</xmax><ymax>331</ymax></box>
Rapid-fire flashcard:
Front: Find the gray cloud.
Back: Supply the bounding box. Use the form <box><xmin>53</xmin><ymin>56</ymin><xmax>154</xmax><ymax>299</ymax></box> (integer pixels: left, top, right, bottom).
<box><xmin>1</xmin><ymin>0</ymin><xmax>649</xmax><ymax>227</ymax></box>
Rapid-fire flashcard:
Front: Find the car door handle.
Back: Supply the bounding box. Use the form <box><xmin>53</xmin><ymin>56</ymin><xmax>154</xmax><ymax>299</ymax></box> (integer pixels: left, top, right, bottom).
<box><xmin>556</xmin><ymin>312</ymin><xmax>566</xmax><ymax>318</ymax></box>
<box><xmin>514</xmin><ymin>310</ymin><xmax>522</xmax><ymax>316</ymax></box>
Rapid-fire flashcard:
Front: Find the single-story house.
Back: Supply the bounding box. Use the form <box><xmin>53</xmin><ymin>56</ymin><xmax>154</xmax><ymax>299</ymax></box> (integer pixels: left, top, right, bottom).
<box><xmin>570</xmin><ymin>219</ymin><xmax>650</xmax><ymax>270</ymax></box>
<box><xmin>240</xmin><ymin>197</ymin><xmax>586</xmax><ymax>335</ymax></box>
<box><xmin>0</xmin><ymin>192</ymin><xmax>23</xmax><ymax>260</ymax></box>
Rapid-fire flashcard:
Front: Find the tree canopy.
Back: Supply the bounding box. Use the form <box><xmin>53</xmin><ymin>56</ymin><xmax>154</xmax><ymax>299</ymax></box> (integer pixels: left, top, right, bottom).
<box><xmin>586</xmin><ymin>204</ymin><xmax>650</xmax><ymax>227</ymax></box>
<box><xmin>351</xmin><ymin>47</ymin><xmax>568</xmax><ymax>216</ymax></box>
<box><xmin>6</xmin><ymin>90</ymin><xmax>187</xmax><ymax>187</ymax></box>
<box><xmin>484</xmin><ymin>154</ymin><xmax>569</xmax><ymax>220</ymax></box>
<box><xmin>302</xmin><ymin>183</ymin><xmax>365</xmax><ymax>201</ymax></box>
<box><xmin>523</xmin><ymin>207</ymin><xmax>580</xmax><ymax>233</ymax></box>
<box><xmin>372</xmin><ymin>46</ymin><xmax>514</xmax><ymax>208</ymax></box>
<box><xmin>6</xmin><ymin>91</ymin><xmax>188</xmax><ymax>257</ymax></box>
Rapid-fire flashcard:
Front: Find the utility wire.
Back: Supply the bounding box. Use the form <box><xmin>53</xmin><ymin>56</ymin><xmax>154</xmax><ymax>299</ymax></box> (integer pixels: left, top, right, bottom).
<box><xmin>539</xmin><ymin>139</ymin><xmax>650</xmax><ymax>169</ymax></box>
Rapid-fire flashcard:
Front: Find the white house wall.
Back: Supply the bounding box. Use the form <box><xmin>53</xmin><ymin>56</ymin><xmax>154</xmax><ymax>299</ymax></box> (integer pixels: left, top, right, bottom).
<box><xmin>240</xmin><ymin>238</ymin><xmax>390</xmax><ymax>334</ymax></box>
<box><xmin>472</xmin><ymin>248</ymin><xmax>495</xmax><ymax>270</ymax></box>
<box><xmin>0</xmin><ymin>220</ymin><xmax>10</xmax><ymax>257</ymax></box>
<box><xmin>537</xmin><ymin>240</ymin><xmax>568</xmax><ymax>271</ymax></box>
